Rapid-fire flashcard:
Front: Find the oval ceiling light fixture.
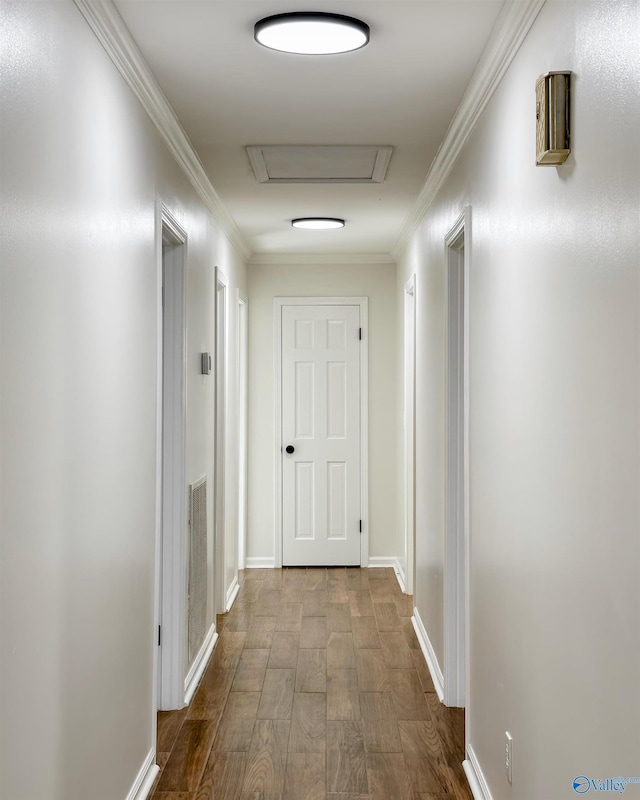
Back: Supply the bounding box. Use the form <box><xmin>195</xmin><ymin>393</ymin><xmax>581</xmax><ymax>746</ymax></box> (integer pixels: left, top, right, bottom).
<box><xmin>254</xmin><ymin>12</ymin><xmax>370</xmax><ymax>55</ymax></box>
<box><xmin>292</xmin><ymin>217</ymin><xmax>346</xmax><ymax>230</ymax></box>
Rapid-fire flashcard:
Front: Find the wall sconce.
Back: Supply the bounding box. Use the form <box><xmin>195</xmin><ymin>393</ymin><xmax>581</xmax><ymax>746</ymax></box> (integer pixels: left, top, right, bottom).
<box><xmin>536</xmin><ymin>71</ymin><xmax>571</xmax><ymax>165</ymax></box>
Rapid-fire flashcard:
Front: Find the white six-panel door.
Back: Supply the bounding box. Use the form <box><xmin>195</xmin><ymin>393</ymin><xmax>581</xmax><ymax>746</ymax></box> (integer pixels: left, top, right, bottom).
<box><xmin>281</xmin><ymin>304</ymin><xmax>361</xmax><ymax>566</ymax></box>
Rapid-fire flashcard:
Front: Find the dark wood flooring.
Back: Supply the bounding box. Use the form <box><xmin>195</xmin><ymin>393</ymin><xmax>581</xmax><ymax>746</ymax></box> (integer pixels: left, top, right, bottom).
<box><xmin>150</xmin><ymin>567</ymin><xmax>471</xmax><ymax>800</ymax></box>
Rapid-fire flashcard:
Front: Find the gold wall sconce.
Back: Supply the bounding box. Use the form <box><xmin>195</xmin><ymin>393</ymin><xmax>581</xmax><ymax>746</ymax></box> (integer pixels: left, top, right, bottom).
<box><xmin>536</xmin><ymin>71</ymin><xmax>571</xmax><ymax>165</ymax></box>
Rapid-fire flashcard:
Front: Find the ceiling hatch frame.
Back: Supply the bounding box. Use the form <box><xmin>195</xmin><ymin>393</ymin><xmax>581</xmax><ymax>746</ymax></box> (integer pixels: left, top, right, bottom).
<box><xmin>246</xmin><ymin>145</ymin><xmax>393</xmax><ymax>184</ymax></box>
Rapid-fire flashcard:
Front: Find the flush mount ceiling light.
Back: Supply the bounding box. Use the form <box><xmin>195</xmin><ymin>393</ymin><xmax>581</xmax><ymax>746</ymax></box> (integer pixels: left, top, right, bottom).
<box><xmin>254</xmin><ymin>12</ymin><xmax>370</xmax><ymax>55</ymax></box>
<box><xmin>291</xmin><ymin>217</ymin><xmax>345</xmax><ymax>230</ymax></box>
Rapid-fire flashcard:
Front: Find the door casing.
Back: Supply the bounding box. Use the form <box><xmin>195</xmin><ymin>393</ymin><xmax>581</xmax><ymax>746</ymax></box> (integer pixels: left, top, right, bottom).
<box><xmin>403</xmin><ymin>275</ymin><xmax>416</xmax><ymax>595</ymax></box>
<box><xmin>156</xmin><ymin>204</ymin><xmax>188</xmax><ymax>712</ymax></box>
<box><xmin>444</xmin><ymin>207</ymin><xmax>471</xmax><ymax>710</ymax></box>
<box><xmin>236</xmin><ymin>290</ymin><xmax>248</xmax><ymax>572</ymax></box>
<box><xmin>215</xmin><ymin>269</ymin><xmax>228</xmax><ymax>614</ymax></box>
<box><xmin>273</xmin><ymin>296</ymin><xmax>369</xmax><ymax>568</ymax></box>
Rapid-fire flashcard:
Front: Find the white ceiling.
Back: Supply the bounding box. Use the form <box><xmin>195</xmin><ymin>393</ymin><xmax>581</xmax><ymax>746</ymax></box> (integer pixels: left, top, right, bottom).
<box><xmin>114</xmin><ymin>0</ymin><xmax>504</xmax><ymax>258</ymax></box>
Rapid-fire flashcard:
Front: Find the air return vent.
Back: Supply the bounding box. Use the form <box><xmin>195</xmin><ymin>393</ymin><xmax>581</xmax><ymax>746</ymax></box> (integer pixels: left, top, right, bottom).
<box><xmin>188</xmin><ymin>476</ymin><xmax>208</xmax><ymax>667</ymax></box>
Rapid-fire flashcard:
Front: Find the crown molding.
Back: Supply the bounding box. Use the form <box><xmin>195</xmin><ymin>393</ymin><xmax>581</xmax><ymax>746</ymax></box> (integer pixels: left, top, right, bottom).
<box><xmin>248</xmin><ymin>253</ymin><xmax>396</xmax><ymax>267</ymax></box>
<box><xmin>73</xmin><ymin>0</ymin><xmax>252</xmax><ymax>261</ymax></box>
<box><xmin>392</xmin><ymin>0</ymin><xmax>547</xmax><ymax>261</ymax></box>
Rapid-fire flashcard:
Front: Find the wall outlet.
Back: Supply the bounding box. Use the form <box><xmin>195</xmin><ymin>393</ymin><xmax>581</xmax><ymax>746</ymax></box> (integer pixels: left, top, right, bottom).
<box><xmin>505</xmin><ymin>731</ymin><xmax>513</xmax><ymax>784</ymax></box>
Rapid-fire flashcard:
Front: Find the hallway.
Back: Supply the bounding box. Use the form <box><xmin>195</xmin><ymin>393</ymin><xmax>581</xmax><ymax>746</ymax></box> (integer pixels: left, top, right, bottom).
<box><xmin>151</xmin><ymin>567</ymin><xmax>469</xmax><ymax>799</ymax></box>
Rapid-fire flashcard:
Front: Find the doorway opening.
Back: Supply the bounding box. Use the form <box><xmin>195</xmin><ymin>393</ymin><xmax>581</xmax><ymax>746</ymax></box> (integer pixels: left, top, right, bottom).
<box><xmin>444</xmin><ymin>208</ymin><xmax>470</xmax><ymax>709</ymax></box>
<box><xmin>403</xmin><ymin>275</ymin><xmax>416</xmax><ymax>595</ymax></box>
<box><xmin>236</xmin><ymin>291</ymin><xmax>248</xmax><ymax>573</ymax></box>
<box><xmin>156</xmin><ymin>207</ymin><xmax>187</xmax><ymax>712</ymax></box>
<box><xmin>215</xmin><ymin>269</ymin><xmax>228</xmax><ymax>613</ymax></box>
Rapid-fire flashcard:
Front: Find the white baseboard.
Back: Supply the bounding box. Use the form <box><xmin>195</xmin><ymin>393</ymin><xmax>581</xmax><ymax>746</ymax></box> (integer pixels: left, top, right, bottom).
<box><xmin>183</xmin><ymin>624</ymin><xmax>218</xmax><ymax>705</ymax></box>
<box><xmin>367</xmin><ymin>556</ymin><xmax>396</xmax><ymax>568</ymax></box>
<box><xmin>411</xmin><ymin>607</ymin><xmax>445</xmax><ymax>701</ymax></box>
<box><xmin>464</xmin><ymin>745</ymin><xmax>494</xmax><ymax>800</ymax></box>
<box><xmin>225</xmin><ymin>576</ymin><xmax>240</xmax><ymax>611</ymax></box>
<box><xmin>126</xmin><ymin>748</ymin><xmax>159</xmax><ymax>800</ymax></box>
<box><xmin>245</xmin><ymin>557</ymin><xmax>275</xmax><ymax>568</ymax></box>
<box><xmin>394</xmin><ymin>561</ymin><xmax>407</xmax><ymax>593</ymax></box>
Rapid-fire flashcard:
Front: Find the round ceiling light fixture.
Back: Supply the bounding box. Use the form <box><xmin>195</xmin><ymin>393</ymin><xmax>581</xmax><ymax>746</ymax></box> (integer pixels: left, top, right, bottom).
<box><xmin>291</xmin><ymin>217</ymin><xmax>346</xmax><ymax>230</ymax></box>
<box><xmin>254</xmin><ymin>12</ymin><xmax>370</xmax><ymax>55</ymax></box>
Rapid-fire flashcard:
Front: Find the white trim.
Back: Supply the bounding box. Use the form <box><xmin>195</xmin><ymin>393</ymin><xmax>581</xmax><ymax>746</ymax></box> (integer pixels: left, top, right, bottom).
<box><xmin>403</xmin><ymin>274</ymin><xmax>416</xmax><ymax>596</ymax></box>
<box><xmin>394</xmin><ymin>561</ymin><xmax>406</xmax><ymax>594</ymax></box>
<box><xmin>392</xmin><ymin>0</ymin><xmax>547</xmax><ymax>259</ymax></box>
<box><xmin>366</xmin><ymin>556</ymin><xmax>398</xmax><ymax>569</ymax></box>
<box><xmin>249</xmin><ymin>253</ymin><xmax>395</xmax><ymax>267</ymax></box>
<box><xmin>236</xmin><ymin>291</ymin><xmax>249</xmax><ymax>571</ymax></box>
<box><xmin>245</xmin><ymin>145</ymin><xmax>393</xmax><ymax>185</ymax></box>
<box><xmin>411</xmin><ymin>608</ymin><xmax>445</xmax><ymax>701</ymax></box>
<box><xmin>125</xmin><ymin>748</ymin><xmax>159</xmax><ymax>800</ymax></box>
<box><xmin>444</xmin><ymin>208</ymin><xmax>470</xmax><ymax>709</ymax></box>
<box><xmin>464</xmin><ymin>745</ymin><xmax>494</xmax><ymax>800</ymax></box>
<box><xmin>161</xmin><ymin>209</ymin><xmax>186</xmax><ymax>244</ymax></box>
<box><xmin>273</xmin><ymin>297</ymin><xmax>369</xmax><ymax>569</ymax></box>
<box><xmin>371</xmin><ymin>146</ymin><xmax>394</xmax><ymax>184</ymax></box>
<box><xmin>72</xmin><ymin>0</ymin><xmax>251</xmax><ymax>262</ymax></box>
<box><xmin>152</xmin><ymin>207</ymin><xmax>163</xmax><ymax>752</ymax></box>
<box><xmin>246</xmin><ymin>146</ymin><xmax>270</xmax><ymax>183</ymax></box>
<box><xmin>158</xmin><ymin>206</ymin><xmax>188</xmax><ymax>711</ymax></box>
<box><xmin>444</xmin><ymin>210</ymin><xmax>469</xmax><ymax>247</ymax></box>
<box><xmin>225</xmin><ymin>576</ymin><xmax>240</xmax><ymax>612</ymax></box>
<box><xmin>215</xmin><ymin>269</ymin><xmax>229</xmax><ymax>615</ymax></box>
<box><xmin>463</xmin><ymin>216</ymin><xmax>472</xmax><ymax>745</ymax></box>
<box><xmin>359</xmin><ymin>300</ymin><xmax>369</xmax><ymax>570</ymax></box>
<box><xmin>367</xmin><ymin>557</ymin><xmax>405</xmax><ymax>593</ymax></box>
<box><xmin>273</xmin><ymin>301</ymin><xmax>282</xmax><ymax>566</ymax></box>
<box><xmin>246</xmin><ymin>557</ymin><xmax>276</xmax><ymax>569</ymax></box>
<box><xmin>183</xmin><ymin>624</ymin><xmax>218</xmax><ymax>705</ymax></box>
<box><xmin>367</xmin><ymin>557</ymin><xmax>395</xmax><ymax>566</ymax></box>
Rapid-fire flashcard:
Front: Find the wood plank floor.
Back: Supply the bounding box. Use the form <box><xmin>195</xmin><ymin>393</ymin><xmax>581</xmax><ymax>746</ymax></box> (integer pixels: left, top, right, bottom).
<box><xmin>151</xmin><ymin>567</ymin><xmax>471</xmax><ymax>800</ymax></box>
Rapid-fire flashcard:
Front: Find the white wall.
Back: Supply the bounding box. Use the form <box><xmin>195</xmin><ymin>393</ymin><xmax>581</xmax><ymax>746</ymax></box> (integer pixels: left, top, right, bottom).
<box><xmin>0</xmin><ymin>3</ymin><xmax>245</xmax><ymax>799</ymax></box>
<box><xmin>398</xmin><ymin>1</ymin><xmax>640</xmax><ymax>797</ymax></box>
<box><xmin>247</xmin><ymin>261</ymin><xmax>398</xmax><ymax>566</ymax></box>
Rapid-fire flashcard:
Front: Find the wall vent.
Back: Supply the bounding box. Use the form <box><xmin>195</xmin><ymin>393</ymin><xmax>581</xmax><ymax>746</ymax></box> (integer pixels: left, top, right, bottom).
<box><xmin>188</xmin><ymin>476</ymin><xmax>208</xmax><ymax>667</ymax></box>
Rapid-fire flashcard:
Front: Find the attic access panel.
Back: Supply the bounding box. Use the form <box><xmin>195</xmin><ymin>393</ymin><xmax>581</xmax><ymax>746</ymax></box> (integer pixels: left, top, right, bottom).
<box><xmin>246</xmin><ymin>145</ymin><xmax>393</xmax><ymax>183</ymax></box>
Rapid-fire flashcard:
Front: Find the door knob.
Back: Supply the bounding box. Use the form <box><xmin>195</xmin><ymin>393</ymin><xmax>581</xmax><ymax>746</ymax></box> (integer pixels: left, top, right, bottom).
<box><xmin>285</xmin><ymin>445</ymin><xmax>295</xmax><ymax>454</ymax></box>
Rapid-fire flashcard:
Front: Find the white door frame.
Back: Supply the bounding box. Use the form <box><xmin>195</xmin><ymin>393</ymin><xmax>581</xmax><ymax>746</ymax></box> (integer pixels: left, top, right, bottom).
<box><xmin>236</xmin><ymin>290</ymin><xmax>248</xmax><ymax>571</ymax></box>
<box><xmin>444</xmin><ymin>207</ymin><xmax>471</xmax><ymax>708</ymax></box>
<box><xmin>155</xmin><ymin>204</ymin><xmax>188</xmax><ymax>711</ymax></box>
<box><xmin>214</xmin><ymin>269</ymin><xmax>228</xmax><ymax>614</ymax></box>
<box><xmin>403</xmin><ymin>275</ymin><xmax>416</xmax><ymax>595</ymax></box>
<box><xmin>273</xmin><ymin>297</ymin><xmax>369</xmax><ymax>568</ymax></box>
